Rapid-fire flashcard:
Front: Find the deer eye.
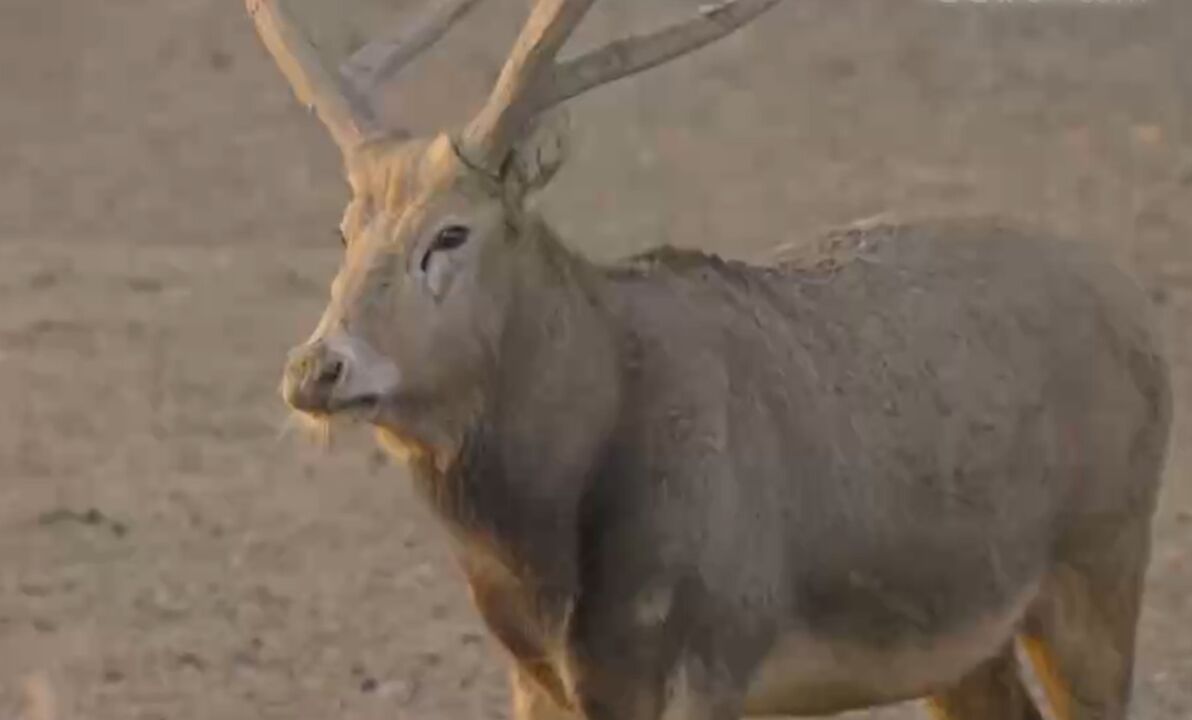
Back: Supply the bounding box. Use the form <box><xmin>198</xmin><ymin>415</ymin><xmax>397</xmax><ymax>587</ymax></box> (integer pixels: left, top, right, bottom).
<box><xmin>420</xmin><ymin>224</ymin><xmax>470</xmax><ymax>272</ymax></box>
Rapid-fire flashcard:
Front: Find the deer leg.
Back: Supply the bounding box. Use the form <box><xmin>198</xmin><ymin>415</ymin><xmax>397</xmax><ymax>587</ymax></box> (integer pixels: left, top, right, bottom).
<box><xmin>1021</xmin><ymin>520</ymin><xmax>1151</xmax><ymax>720</ymax></box>
<box><xmin>926</xmin><ymin>643</ymin><xmax>1045</xmax><ymax>720</ymax></box>
<box><xmin>568</xmin><ymin>653</ymin><xmax>744</xmax><ymax>720</ymax></box>
<box><xmin>510</xmin><ymin>665</ymin><xmax>580</xmax><ymax>720</ymax></box>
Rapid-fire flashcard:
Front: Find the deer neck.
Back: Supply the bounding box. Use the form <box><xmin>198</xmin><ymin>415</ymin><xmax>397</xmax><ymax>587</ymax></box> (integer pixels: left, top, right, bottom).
<box><xmin>414</xmin><ymin>216</ymin><xmax>621</xmax><ymax>604</ymax></box>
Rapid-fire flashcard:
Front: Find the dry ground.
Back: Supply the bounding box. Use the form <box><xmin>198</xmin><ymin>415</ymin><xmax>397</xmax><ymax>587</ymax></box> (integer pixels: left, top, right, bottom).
<box><xmin>1</xmin><ymin>0</ymin><xmax>1189</xmax><ymax>718</ymax></box>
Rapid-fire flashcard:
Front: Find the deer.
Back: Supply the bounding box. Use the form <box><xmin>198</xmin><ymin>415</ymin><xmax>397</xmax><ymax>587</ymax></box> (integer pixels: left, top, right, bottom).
<box><xmin>244</xmin><ymin>0</ymin><xmax>1173</xmax><ymax>718</ymax></box>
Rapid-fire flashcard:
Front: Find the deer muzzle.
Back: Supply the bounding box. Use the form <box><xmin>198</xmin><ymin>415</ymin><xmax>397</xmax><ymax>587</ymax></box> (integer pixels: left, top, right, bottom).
<box><xmin>281</xmin><ymin>331</ymin><xmax>400</xmax><ymax>416</ymax></box>
<box><xmin>282</xmin><ymin>340</ymin><xmax>346</xmax><ymax>414</ymax></box>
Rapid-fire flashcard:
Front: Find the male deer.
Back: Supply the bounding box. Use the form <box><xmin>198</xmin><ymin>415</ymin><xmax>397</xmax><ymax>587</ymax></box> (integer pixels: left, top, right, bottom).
<box><xmin>245</xmin><ymin>1</ymin><xmax>1172</xmax><ymax>717</ymax></box>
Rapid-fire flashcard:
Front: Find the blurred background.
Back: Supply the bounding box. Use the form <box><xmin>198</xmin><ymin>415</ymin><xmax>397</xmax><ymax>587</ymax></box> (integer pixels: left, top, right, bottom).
<box><xmin>0</xmin><ymin>0</ymin><xmax>1188</xmax><ymax>718</ymax></box>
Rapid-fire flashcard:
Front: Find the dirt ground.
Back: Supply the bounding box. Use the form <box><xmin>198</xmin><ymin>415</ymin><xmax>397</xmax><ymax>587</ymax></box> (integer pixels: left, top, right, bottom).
<box><xmin>1</xmin><ymin>0</ymin><xmax>1189</xmax><ymax>718</ymax></box>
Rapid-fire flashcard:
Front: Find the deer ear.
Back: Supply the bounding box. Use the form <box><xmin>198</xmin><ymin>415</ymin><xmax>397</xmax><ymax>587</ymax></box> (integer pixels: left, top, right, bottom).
<box><xmin>506</xmin><ymin>108</ymin><xmax>570</xmax><ymax>195</ymax></box>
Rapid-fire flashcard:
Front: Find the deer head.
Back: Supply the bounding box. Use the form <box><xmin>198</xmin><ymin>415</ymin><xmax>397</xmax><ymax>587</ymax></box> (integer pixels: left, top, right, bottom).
<box><xmin>250</xmin><ymin>0</ymin><xmax>781</xmax><ymax>466</ymax></box>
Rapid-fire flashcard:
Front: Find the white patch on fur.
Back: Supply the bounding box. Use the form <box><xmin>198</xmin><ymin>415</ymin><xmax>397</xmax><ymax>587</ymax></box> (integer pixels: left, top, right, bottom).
<box><xmin>660</xmin><ymin>655</ymin><xmax>725</xmax><ymax>720</ymax></box>
<box><xmin>634</xmin><ymin>584</ymin><xmax>674</xmax><ymax>627</ymax></box>
<box><xmin>659</xmin><ymin>661</ymin><xmax>697</xmax><ymax>720</ymax></box>
<box><xmin>321</xmin><ymin>329</ymin><xmax>401</xmax><ymax>402</ymax></box>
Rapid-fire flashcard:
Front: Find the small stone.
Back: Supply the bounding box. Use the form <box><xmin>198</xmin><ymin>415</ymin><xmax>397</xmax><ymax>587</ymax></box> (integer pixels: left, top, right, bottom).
<box><xmin>177</xmin><ymin>652</ymin><xmax>205</xmax><ymax>670</ymax></box>
<box><xmin>209</xmin><ymin>50</ymin><xmax>233</xmax><ymax>72</ymax></box>
<box><xmin>32</xmin><ymin>618</ymin><xmax>56</xmax><ymax>633</ymax></box>
<box><xmin>460</xmin><ymin>631</ymin><xmax>484</xmax><ymax>645</ymax></box>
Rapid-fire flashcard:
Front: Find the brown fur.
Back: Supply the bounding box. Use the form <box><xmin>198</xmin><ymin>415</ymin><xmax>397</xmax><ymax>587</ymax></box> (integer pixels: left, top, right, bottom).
<box><xmin>279</xmin><ymin>133</ymin><xmax>1170</xmax><ymax>719</ymax></box>
<box><xmin>254</xmin><ymin>4</ymin><xmax>1170</xmax><ymax>718</ymax></box>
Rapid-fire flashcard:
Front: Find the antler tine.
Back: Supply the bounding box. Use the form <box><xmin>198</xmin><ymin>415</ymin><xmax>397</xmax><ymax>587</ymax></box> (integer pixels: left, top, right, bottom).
<box><xmin>246</xmin><ymin>0</ymin><xmax>377</xmax><ymax>154</ymax></box>
<box><xmin>542</xmin><ymin>0</ymin><xmax>784</xmax><ymax>112</ymax></box>
<box><xmin>460</xmin><ymin>0</ymin><xmax>597</xmax><ymax>173</ymax></box>
<box><xmin>340</xmin><ymin>0</ymin><xmax>487</xmax><ymax>105</ymax></box>
<box><xmin>246</xmin><ymin>0</ymin><xmax>485</xmax><ymax>156</ymax></box>
<box><xmin>460</xmin><ymin>0</ymin><xmax>782</xmax><ymax>175</ymax></box>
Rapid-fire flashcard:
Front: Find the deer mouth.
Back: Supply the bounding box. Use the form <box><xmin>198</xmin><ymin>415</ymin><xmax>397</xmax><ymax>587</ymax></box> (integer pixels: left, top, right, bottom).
<box><xmin>326</xmin><ymin>393</ymin><xmax>385</xmax><ymax>419</ymax></box>
<box><xmin>282</xmin><ymin>328</ymin><xmax>403</xmax><ymax>422</ymax></box>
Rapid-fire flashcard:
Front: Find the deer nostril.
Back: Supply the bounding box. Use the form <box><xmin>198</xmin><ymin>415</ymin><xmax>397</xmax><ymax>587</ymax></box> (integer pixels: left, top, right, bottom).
<box><xmin>317</xmin><ymin>358</ymin><xmax>344</xmax><ymax>386</ymax></box>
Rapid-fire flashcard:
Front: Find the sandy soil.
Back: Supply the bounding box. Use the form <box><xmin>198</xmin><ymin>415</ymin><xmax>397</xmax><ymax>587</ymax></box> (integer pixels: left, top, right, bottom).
<box><xmin>1</xmin><ymin>0</ymin><xmax>1189</xmax><ymax>718</ymax></box>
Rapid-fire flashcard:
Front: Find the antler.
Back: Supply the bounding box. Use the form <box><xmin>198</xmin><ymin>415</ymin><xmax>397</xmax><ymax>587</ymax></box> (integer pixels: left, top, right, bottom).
<box><xmin>340</xmin><ymin>0</ymin><xmax>487</xmax><ymax>104</ymax></box>
<box><xmin>245</xmin><ymin>0</ymin><xmax>484</xmax><ymax>155</ymax></box>
<box><xmin>460</xmin><ymin>0</ymin><xmax>784</xmax><ymax>173</ymax></box>
<box><xmin>547</xmin><ymin>0</ymin><xmax>784</xmax><ymax>109</ymax></box>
